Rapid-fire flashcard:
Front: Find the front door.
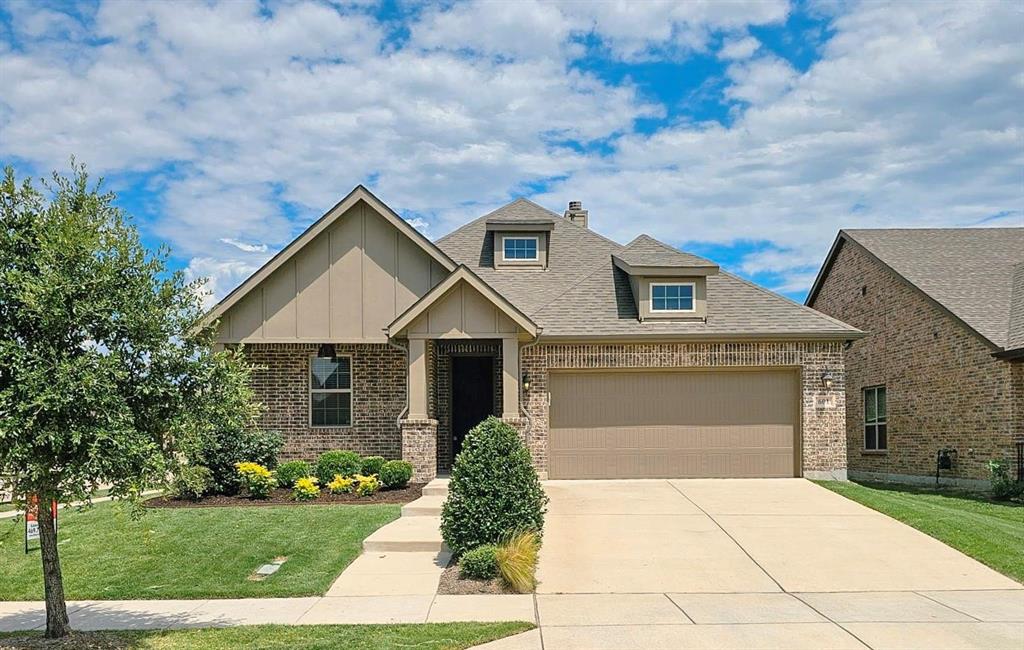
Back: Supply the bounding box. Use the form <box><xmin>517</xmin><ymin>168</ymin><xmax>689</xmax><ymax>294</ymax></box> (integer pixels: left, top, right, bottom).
<box><xmin>451</xmin><ymin>356</ymin><xmax>495</xmax><ymax>462</ymax></box>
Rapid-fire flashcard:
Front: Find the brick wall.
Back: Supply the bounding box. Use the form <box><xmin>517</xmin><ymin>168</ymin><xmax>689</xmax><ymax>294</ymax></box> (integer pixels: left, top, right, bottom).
<box><xmin>246</xmin><ymin>343</ymin><xmax>406</xmax><ymax>461</ymax></box>
<box><xmin>810</xmin><ymin>240</ymin><xmax>1019</xmax><ymax>481</ymax></box>
<box><xmin>520</xmin><ymin>341</ymin><xmax>848</xmax><ymax>478</ymax></box>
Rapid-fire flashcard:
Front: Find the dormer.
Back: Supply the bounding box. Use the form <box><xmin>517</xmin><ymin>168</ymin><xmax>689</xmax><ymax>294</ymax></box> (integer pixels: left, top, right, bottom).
<box><xmin>613</xmin><ymin>235</ymin><xmax>719</xmax><ymax>322</ymax></box>
<box><xmin>486</xmin><ymin>217</ymin><xmax>553</xmax><ymax>270</ymax></box>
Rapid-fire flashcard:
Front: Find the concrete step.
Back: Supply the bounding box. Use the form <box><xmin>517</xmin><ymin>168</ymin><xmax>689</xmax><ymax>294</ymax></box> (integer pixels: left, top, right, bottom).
<box><xmin>363</xmin><ymin>516</ymin><xmax>446</xmax><ymax>553</ymax></box>
<box><xmin>422</xmin><ymin>478</ymin><xmax>449</xmax><ymax>497</ymax></box>
<box><xmin>402</xmin><ymin>494</ymin><xmax>445</xmax><ymax>517</ymax></box>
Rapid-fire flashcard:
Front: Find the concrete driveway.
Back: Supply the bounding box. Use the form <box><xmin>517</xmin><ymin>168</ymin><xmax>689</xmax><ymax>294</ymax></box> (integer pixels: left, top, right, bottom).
<box><xmin>521</xmin><ymin>479</ymin><xmax>1023</xmax><ymax>649</ymax></box>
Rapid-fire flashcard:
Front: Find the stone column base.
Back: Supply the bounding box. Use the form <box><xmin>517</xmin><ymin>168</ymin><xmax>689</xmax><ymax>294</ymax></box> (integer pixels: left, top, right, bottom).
<box><xmin>401</xmin><ymin>418</ymin><xmax>438</xmax><ymax>483</ymax></box>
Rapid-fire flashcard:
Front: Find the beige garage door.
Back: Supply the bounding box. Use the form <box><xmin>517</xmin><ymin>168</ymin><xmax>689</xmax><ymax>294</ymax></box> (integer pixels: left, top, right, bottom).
<box><xmin>548</xmin><ymin>370</ymin><xmax>799</xmax><ymax>479</ymax></box>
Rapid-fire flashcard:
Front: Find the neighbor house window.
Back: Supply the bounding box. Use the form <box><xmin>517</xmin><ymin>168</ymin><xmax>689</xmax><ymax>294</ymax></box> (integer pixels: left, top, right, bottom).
<box><xmin>310</xmin><ymin>356</ymin><xmax>352</xmax><ymax>427</ymax></box>
<box><xmin>650</xmin><ymin>283</ymin><xmax>695</xmax><ymax>312</ymax></box>
<box><xmin>863</xmin><ymin>385</ymin><xmax>887</xmax><ymax>451</ymax></box>
<box><xmin>503</xmin><ymin>237</ymin><xmax>538</xmax><ymax>260</ymax></box>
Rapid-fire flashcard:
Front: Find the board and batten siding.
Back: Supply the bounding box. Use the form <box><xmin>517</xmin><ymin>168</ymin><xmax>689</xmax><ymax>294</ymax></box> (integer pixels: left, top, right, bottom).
<box><xmin>407</xmin><ymin>281</ymin><xmax>521</xmax><ymax>339</ymax></box>
<box><xmin>217</xmin><ymin>200</ymin><xmax>449</xmax><ymax>343</ymax></box>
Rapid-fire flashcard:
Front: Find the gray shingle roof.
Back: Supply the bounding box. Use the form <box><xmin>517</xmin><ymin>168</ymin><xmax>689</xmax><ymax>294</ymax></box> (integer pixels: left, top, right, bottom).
<box><xmin>616</xmin><ymin>234</ymin><xmax>718</xmax><ymax>268</ymax></box>
<box><xmin>840</xmin><ymin>228</ymin><xmax>1024</xmax><ymax>350</ymax></box>
<box><xmin>436</xmin><ymin>198</ymin><xmax>861</xmax><ymax>340</ymax></box>
<box><xmin>1003</xmin><ymin>262</ymin><xmax>1024</xmax><ymax>351</ymax></box>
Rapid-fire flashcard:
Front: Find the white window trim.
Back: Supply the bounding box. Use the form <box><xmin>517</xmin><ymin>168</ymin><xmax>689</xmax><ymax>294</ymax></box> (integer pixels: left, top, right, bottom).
<box><xmin>309</xmin><ymin>353</ymin><xmax>353</xmax><ymax>428</ymax></box>
<box><xmin>863</xmin><ymin>385</ymin><xmax>887</xmax><ymax>451</ymax></box>
<box><xmin>501</xmin><ymin>235</ymin><xmax>539</xmax><ymax>261</ymax></box>
<box><xmin>649</xmin><ymin>281</ymin><xmax>696</xmax><ymax>313</ymax></box>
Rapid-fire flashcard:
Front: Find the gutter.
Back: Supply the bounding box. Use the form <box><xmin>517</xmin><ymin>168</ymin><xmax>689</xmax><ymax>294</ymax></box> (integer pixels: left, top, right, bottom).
<box><xmin>518</xmin><ymin>328</ymin><xmax>543</xmax><ymax>441</ymax></box>
<box><xmin>385</xmin><ymin>337</ymin><xmax>410</xmax><ymax>431</ymax></box>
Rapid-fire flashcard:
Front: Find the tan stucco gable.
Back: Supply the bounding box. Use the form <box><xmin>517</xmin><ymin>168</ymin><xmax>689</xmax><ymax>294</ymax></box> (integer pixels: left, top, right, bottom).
<box><xmin>387</xmin><ymin>266</ymin><xmax>538</xmax><ymax>339</ymax></box>
<box><xmin>208</xmin><ymin>186</ymin><xmax>456</xmax><ymax>343</ymax></box>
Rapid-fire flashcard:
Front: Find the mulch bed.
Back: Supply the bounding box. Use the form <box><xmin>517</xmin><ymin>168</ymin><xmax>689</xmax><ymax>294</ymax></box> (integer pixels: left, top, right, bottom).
<box><xmin>146</xmin><ymin>483</ymin><xmax>424</xmax><ymax>509</ymax></box>
<box><xmin>435</xmin><ymin>563</ymin><xmax>519</xmax><ymax>595</ymax></box>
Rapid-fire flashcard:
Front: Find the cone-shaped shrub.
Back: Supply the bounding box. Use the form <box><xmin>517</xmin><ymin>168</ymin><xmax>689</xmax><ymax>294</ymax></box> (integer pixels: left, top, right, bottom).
<box><xmin>441</xmin><ymin>416</ymin><xmax>548</xmax><ymax>557</ymax></box>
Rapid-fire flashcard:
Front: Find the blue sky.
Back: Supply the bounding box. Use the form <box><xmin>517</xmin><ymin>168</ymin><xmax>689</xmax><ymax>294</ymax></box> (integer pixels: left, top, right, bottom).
<box><xmin>1</xmin><ymin>0</ymin><xmax>1021</xmax><ymax>305</ymax></box>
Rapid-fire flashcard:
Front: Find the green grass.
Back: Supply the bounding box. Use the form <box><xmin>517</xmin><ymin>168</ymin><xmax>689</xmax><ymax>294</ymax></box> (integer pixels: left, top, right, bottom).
<box><xmin>0</xmin><ymin>501</ymin><xmax>399</xmax><ymax>600</ymax></box>
<box><xmin>0</xmin><ymin>622</ymin><xmax>535</xmax><ymax>649</ymax></box>
<box><xmin>816</xmin><ymin>480</ymin><xmax>1024</xmax><ymax>582</ymax></box>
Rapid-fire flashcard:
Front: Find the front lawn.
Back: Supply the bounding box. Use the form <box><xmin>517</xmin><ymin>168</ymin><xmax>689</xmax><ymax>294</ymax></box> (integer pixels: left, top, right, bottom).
<box><xmin>0</xmin><ymin>622</ymin><xmax>534</xmax><ymax>650</ymax></box>
<box><xmin>816</xmin><ymin>480</ymin><xmax>1024</xmax><ymax>583</ymax></box>
<box><xmin>0</xmin><ymin>501</ymin><xmax>399</xmax><ymax>600</ymax></box>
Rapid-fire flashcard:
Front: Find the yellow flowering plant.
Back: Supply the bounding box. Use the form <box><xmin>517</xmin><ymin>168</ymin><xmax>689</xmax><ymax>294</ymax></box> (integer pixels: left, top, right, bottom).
<box><xmin>328</xmin><ymin>475</ymin><xmax>355</xmax><ymax>494</ymax></box>
<box><xmin>235</xmin><ymin>462</ymin><xmax>276</xmax><ymax>499</ymax></box>
<box><xmin>292</xmin><ymin>476</ymin><xmax>320</xmax><ymax>501</ymax></box>
<box><xmin>354</xmin><ymin>473</ymin><xmax>381</xmax><ymax>497</ymax></box>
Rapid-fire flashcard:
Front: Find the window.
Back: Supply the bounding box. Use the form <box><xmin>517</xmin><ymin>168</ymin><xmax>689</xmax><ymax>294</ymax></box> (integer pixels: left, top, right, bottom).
<box><xmin>310</xmin><ymin>356</ymin><xmax>352</xmax><ymax>427</ymax></box>
<box><xmin>864</xmin><ymin>385</ymin><xmax>887</xmax><ymax>450</ymax></box>
<box><xmin>650</xmin><ymin>283</ymin><xmax>695</xmax><ymax>312</ymax></box>
<box><xmin>503</xmin><ymin>236</ymin><xmax>538</xmax><ymax>260</ymax></box>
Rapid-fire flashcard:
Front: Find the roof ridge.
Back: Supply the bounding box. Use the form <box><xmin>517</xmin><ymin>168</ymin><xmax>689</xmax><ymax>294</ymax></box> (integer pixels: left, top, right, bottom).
<box><xmin>721</xmin><ymin>269</ymin><xmax>863</xmax><ymax>333</ymax></box>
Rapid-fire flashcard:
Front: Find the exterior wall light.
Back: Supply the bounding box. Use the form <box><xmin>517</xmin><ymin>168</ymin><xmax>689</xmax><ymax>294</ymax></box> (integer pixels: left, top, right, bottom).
<box><xmin>821</xmin><ymin>372</ymin><xmax>834</xmax><ymax>390</ymax></box>
<box><xmin>317</xmin><ymin>343</ymin><xmax>337</xmax><ymax>358</ymax></box>
<box><xmin>521</xmin><ymin>372</ymin><xmax>531</xmax><ymax>391</ymax></box>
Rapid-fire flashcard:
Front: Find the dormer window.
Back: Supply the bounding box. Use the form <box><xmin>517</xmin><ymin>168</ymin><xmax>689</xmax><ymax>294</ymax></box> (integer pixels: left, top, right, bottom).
<box><xmin>651</xmin><ymin>282</ymin><xmax>695</xmax><ymax>312</ymax></box>
<box><xmin>503</xmin><ymin>236</ymin><xmax>538</xmax><ymax>261</ymax></box>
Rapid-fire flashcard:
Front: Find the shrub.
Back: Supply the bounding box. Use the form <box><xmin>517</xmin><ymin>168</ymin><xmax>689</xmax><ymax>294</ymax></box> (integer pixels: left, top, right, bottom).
<box><xmin>495</xmin><ymin>530</ymin><xmax>540</xmax><ymax>593</ymax></box>
<box><xmin>293</xmin><ymin>476</ymin><xmax>320</xmax><ymax>501</ymax></box>
<box><xmin>316</xmin><ymin>450</ymin><xmax>362</xmax><ymax>484</ymax></box>
<box><xmin>328</xmin><ymin>475</ymin><xmax>355</xmax><ymax>494</ymax></box>
<box><xmin>185</xmin><ymin>428</ymin><xmax>283</xmax><ymax>495</ymax></box>
<box><xmin>441</xmin><ymin>417</ymin><xmax>548</xmax><ymax>557</ymax></box>
<box><xmin>275</xmin><ymin>460</ymin><xmax>311</xmax><ymax>488</ymax></box>
<box><xmin>361</xmin><ymin>456</ymin><xmax>386</xmax><ymax>476</ymax></box>
<box><xmin>379</xmin><ymin>460</ymin><xmax>413</xmax><ymax>489</ymax></box>
<box><xmin>354</xmin><ymin>473</ymin><xmax>381</xmax><ymax>496</ymax></box>
<box><xmin>459</xmin><ymin>544</ymin><xmax>499</xmax><ymax>580</ymax></box>
<box><xmin>171</xmin><ymin>465</ymin><xmax>212</xmax><ymax>501</ymax></box>
<box><xmin>989</xmin><ymin>459</ymin><xmax>1023</xmax><ymax>500</ymax></box>
<box><xmin>235</xmin><ymin>462</ymin><xmax>276</xmax><ymax>499</ymax></box>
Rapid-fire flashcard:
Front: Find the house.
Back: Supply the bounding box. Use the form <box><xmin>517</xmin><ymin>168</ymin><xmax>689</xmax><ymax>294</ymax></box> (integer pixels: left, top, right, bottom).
<box><xmin>807</xmin><ymin>228</ymin><xmax>1024</xmax><ymax>486</ymax></box>
<box><xmin>205</xmin><ymin>186</ymin><xmax>863</xmax><ymax>482</ymax></box>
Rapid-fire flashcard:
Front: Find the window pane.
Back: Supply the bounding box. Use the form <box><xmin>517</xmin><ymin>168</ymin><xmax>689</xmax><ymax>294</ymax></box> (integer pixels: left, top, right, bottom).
<box><xmin>877</xmin><ymin>423</ymin><xmax>887</xmax><ymax>450</ymax></box>
<box><xmin>652</xmin><ymin>285</ymin><xmax>666</xmax><ymax>298</ymax></box>
<box><xmin>653</xmin><ymin>298</ymin><xmax>667</xmax><ymax>310</ymax></box>
<box><xmin>504</xmin><ymin>238</ymin><xmax>537</xmax><ymax>260</ymax></box>
<box><xmin>877</xmin><ymin>387</ymin><xmax>886</xmax><ymax>420</ymax></box>
<box><xmin>312</xmin><ymin>391</ymin><xmax>351</xmax><ymax>427</ymax></box>
<box><xmin>864</xmin><ymin>388</ymin><xmax>876</xmax><ymax>423</ymax></box>
<box><xmin>311</xmin><ymin>357</ymin><xmax>350</xmax><ymax>390</ymax></box>
<box><xmin>864</xmin><ymin>424</ymin><xmax>876</xmax><ymax>450</ymax></box>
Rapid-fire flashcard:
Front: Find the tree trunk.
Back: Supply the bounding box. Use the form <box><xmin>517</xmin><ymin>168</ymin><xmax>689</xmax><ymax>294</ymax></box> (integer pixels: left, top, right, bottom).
<box><xmin>37</xmin><ymin>495</ymin><xmax>71</xmax><ymax>638</ymax></box>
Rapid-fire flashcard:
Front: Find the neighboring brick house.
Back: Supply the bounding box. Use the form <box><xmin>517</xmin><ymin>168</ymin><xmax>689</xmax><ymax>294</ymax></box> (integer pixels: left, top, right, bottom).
<box><xmin>807</xmin><ymin>228</ymin><xmax>1024</xmax><ymax>486</ymax></box>
<box><xmin>205</xmin><ymin>186</ymin><xmax>862</xmax><ymax>482</ymax></box>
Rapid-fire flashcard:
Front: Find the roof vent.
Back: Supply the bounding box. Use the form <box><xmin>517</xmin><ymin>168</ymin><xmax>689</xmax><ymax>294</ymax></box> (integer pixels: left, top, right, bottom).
<box><xmin>564</xmin><ymin>200</ymin><xmax>588</xmax><ymax>228</ymax></box>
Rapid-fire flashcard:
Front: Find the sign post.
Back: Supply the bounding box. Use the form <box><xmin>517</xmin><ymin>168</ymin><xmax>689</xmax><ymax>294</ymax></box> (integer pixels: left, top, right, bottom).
<box><xmin>24</xmin><ymin>495</ymin><xmax>57</xmax><ymax>554</ymax></box>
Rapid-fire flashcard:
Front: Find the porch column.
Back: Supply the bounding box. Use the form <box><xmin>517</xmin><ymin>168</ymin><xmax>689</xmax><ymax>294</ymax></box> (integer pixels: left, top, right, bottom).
<box><xmin>502</xmin><ymin>337</ymin><xmax>520</xmax><ymax>418</ymax></box>
<box><xmin>407</xmin><ymin>338</ymin><xmax>429</xmax><ymax>419</ymax></box>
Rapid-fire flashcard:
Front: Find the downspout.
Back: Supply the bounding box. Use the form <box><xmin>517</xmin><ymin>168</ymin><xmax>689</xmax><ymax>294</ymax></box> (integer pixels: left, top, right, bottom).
<box><xmin>386</xmin><ymin>335</ymin><xmax>410</xmax><ymax>431</ymax></box>
<box><xmin>518</xmin><ymin>328</ymin><xmax>543</xmax><ymax>440</ymax></box>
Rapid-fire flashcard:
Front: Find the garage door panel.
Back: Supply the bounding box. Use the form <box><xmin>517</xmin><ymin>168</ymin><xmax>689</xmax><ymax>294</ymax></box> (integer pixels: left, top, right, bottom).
<box><xmin>549</xmin><ymin>370</ymin><xmax>798</xmax><ymax>479</ymax></box>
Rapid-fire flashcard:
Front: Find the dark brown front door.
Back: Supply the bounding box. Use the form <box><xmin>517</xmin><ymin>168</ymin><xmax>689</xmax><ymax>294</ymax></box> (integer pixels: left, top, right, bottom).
<box><xmin>451</xmin><ymin>356</ymin><xmax>495</xmax><ymax>461</ymax></box>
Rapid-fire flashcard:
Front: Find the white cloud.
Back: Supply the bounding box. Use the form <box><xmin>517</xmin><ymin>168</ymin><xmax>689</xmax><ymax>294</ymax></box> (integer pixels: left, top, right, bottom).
<box><xmin>184</xmin><ymin>256</ymin><xmax>266</xmax><ymax>310</ymax></box>
<box><xmin>718</xmin><ymin>35</ymin><xmax>761</xmax><ymax>60</ymax></box>
<box><xmin>220</xmin><ymin>238</ymin><xmax>269</xmax><ymax>253</ymax></box>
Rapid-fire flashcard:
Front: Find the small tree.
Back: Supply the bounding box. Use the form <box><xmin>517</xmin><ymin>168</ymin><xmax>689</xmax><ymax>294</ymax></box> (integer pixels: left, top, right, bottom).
<box><xmin>0</xmin><ymin>164</ymin><xmax>260</xmax><ymax>638</ymax></box>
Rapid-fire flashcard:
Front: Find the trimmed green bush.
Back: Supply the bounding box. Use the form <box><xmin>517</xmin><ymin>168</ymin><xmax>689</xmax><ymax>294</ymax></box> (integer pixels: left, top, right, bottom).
<box><xmin>441</xmin><ymin>417</ymin><xmax>548</xmax><ymax>557</ymax></box>
<box><xmin>460</xmin><ymin>544</ymin><xmax>499</xmax><ymax>580</ymax></box>
<box><xmin>275</xmin><ymin>460</ymin><xmax>311</xmax><ymax>488</ymax></box>
<box><xmin>361</xmin><ymin>455</ymin><xmax>386</xmax><ymax>476</ymax></box>
<box><xmin>989</xmin><ymin>459</ymin><xmax>1023</xmax><ymax>500</ymax></box>
<box><xmin>379</xmin><ymin>460</ymin><xmax>413</xmax><ymax>489</ymax></box>
<box><xmin>184</xmin><ymin>428</ymin><xmax>283</xmax><ymax>495</ymax></box>
<box><xmin>171</xmin><ymin>465</ymin><xmax>212</xmax><ymax>500</ymax></box>
<box><xmin>316</xmin><ymin>450</ymin><xmax>362</xmax><ymax>484</ymax></box>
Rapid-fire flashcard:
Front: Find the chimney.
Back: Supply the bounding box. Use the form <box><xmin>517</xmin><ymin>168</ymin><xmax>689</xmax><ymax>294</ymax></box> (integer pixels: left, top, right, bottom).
<box><xmin>564</xmin><ymin>200</ymin><xmax>588</xmax><ymax>228</ymax></box>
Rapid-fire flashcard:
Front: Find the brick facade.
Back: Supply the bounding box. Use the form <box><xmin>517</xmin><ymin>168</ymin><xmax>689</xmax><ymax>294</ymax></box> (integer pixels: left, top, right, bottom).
<box><xmin>247</xmin><ymin>343</ymin><xmax>406</xmax><ymax>461</ymax></box>
<box><xmin>810</xmin><ymin>241</ymin><xmax>1021</xmax><ymax>482</ymax></box>
<box><xmin>248</xmin><ymin>339</ymin><xmax>848</xmax><ymax>480</ymax></box>
<box><xmin>520</xmin><ymin>341</ymin><xmax>848</xmax><ymax>479</ymax></box>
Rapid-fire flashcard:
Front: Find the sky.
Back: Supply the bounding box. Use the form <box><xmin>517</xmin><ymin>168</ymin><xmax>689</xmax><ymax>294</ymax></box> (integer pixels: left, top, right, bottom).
<box><xmin>1</xmin><ymin>0</ymin><xmax>1021</xmax><ymax>305</ymax></box>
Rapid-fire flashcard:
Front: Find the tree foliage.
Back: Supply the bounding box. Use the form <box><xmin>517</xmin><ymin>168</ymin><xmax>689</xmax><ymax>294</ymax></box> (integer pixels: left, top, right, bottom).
<box><xmin>0</xmin><ymin>163</ymin><xmax>262</xmax><ymax>637</ymax></box>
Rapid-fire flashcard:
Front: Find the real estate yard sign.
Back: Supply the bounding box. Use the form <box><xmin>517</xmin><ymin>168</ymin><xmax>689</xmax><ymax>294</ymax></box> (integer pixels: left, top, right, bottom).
<box><xmin>25</xmin><ymin>495</ymin><xmax>57</xmax><ymax>553</ymax></box>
